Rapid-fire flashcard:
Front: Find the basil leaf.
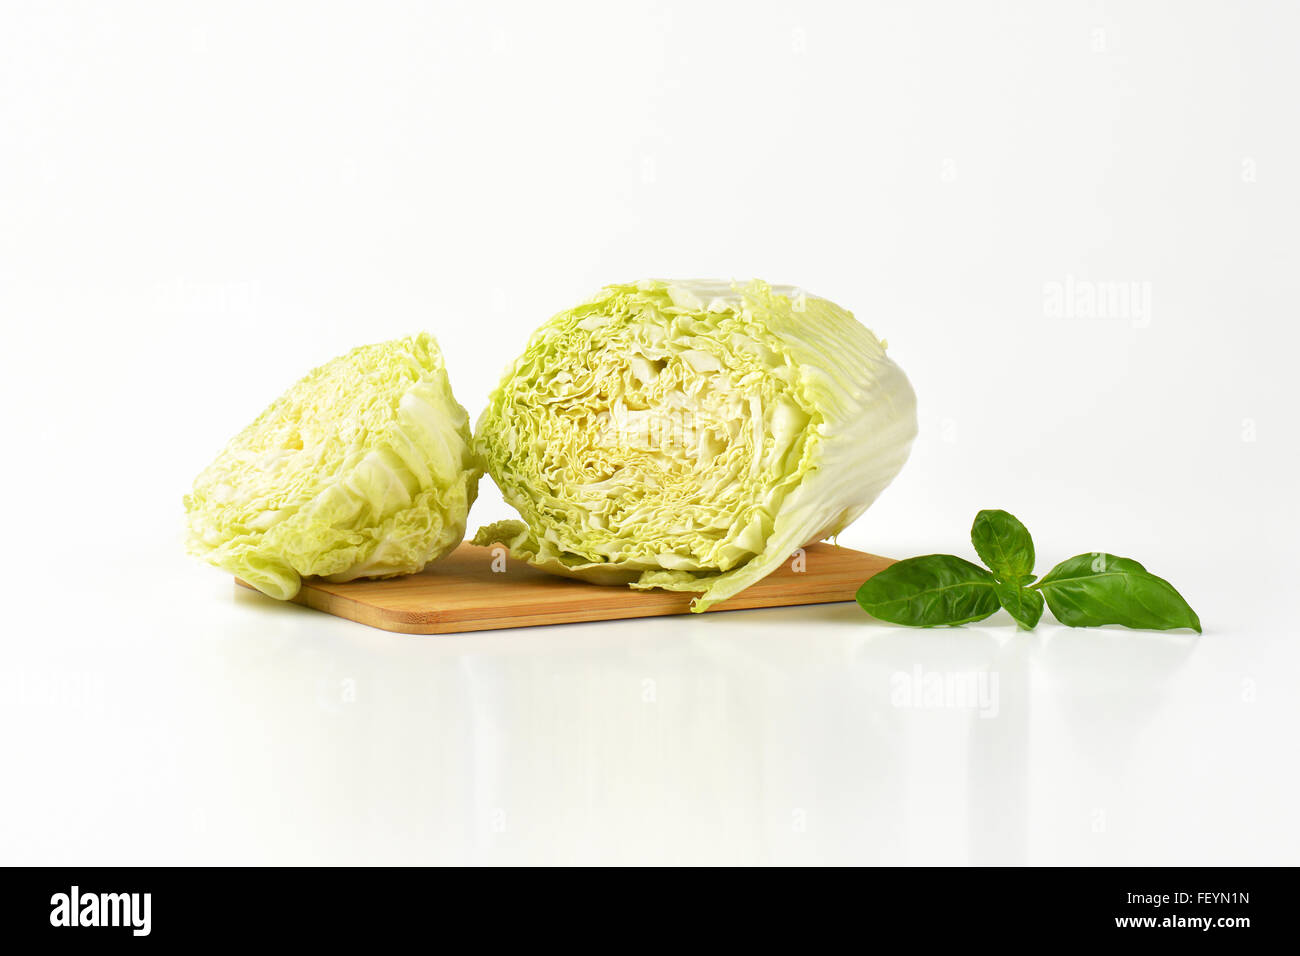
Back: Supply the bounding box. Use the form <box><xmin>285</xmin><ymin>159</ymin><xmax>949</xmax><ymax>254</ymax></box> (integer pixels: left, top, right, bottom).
<box><xmin>1035</xmin><ymin>553</ymin><xmax>1202</xmax><ymax>633</ymax></box>
<box><xmin>970</xmin><ymin>509</ymin><xmax>1035</xmax><ymax>585</ymax></box>
<box><xmin>856</xmin><ymin>554</ymin><xmax>999</xmax><ymax>627</ymax></box>
<box><xmin>993</xmin><ymin>580</ymin><xmax>1044</xmax><ymax>630</ymax></box>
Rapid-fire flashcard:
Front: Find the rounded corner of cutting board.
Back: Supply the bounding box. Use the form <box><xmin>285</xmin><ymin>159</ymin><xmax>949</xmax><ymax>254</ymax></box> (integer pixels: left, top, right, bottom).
<box><xmin>236</xmin><ymin>576</ymin><xmax>450</xmax><ymax>634</ymax></box>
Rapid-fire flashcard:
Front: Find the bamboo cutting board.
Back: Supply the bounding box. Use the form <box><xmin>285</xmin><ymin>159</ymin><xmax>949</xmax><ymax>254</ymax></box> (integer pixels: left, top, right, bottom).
<box><xmin>236</xmin><ymin>541</ymin><xmax>894</xmax><ymax>634</ymax></box>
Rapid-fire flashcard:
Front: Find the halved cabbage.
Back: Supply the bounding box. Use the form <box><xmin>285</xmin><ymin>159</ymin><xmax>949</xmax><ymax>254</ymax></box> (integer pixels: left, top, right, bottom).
<box><xmin>185</xmin><ymin>333</ymin><xmax>480</xmax><ymax>600</ymax></box>
<box><xmin>474</xmin><ymin>279</ymin><xmax>917</xmax><ymax>610</ymax></box>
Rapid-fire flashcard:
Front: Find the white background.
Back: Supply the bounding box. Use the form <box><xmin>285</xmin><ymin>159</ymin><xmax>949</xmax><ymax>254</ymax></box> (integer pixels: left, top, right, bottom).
<box><xmin>2</xmin><ymin>1</ymin><xmax>1297</xmax><ymax>864</ymax></box>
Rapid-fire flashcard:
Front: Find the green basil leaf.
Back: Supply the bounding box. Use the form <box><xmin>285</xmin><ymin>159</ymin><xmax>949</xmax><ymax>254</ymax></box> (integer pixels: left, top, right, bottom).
<box><xmin>1035</xmin><ymin>553</ymin><xmax>1201</xmax><ymax>633</ymax></box>
<box><xmin>856</xmin><ymin>554</ymin><xmax>999</xmax><ymax>627</ymax></box>
<box><xmin>993</xmin><ymin>580</ymin><xmax>1044</xmax><ymax>630</ymax></box>
<box><xmin>970</xmin><ymin>509</ymin><xmax>1036</xmax><ymax>585</ymax></box>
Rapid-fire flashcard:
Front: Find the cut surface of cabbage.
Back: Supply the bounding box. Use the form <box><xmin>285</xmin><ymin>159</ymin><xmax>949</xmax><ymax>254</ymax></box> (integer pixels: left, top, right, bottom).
<box><xmin>474</xmin><ymin>279</ymin><xmax>917</xmax><ymax>610</ymax></box>
<box><xmin>185</xmin><ymin>333</ymin><xmax>480</xmax><ymax>600</ymax></box>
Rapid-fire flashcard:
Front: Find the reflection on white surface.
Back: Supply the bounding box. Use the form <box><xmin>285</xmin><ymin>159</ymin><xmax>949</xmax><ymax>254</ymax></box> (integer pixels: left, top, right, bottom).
<box><xmin>2</xmin><ymin>556</ymin><xmax>1290</xmax><ymax>866</ymax></box>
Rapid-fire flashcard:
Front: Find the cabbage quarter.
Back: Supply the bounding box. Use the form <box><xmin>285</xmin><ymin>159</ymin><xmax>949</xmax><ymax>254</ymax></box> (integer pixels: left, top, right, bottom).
<box><xmin>186</xmin><ymin>333</ymin><xmax>481</xmax><ymax>600</ymax></box>
<box><xmin>475</xmin><ymin>280</ymin><xmax>918</xmax><ymax>611</ymax></box>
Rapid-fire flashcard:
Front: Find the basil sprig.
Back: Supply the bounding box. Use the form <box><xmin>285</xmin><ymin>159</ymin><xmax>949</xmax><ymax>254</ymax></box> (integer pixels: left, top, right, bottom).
<box><xmin>855</xmin><ymin>510</ymin><xmax>1201</xmax><ymax>632</ymax></box>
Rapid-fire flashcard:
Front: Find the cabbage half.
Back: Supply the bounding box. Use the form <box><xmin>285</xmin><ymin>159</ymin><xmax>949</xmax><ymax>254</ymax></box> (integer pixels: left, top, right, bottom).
<box><xmin>185</xmin><ymin>333</ymin><xmax>481</xmax><ymax>600</ymax></box>
<box><xmin>474</xmin><ymin>279</ymin><xmax>917</xmax><ymax>611</ymax></box>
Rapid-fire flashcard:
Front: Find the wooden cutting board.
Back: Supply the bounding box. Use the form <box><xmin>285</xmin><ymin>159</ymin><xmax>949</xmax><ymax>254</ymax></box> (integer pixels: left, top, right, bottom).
<box><xmin>237</xmin><ymin>541</ymin><xmax>894</xmax><ymax>635</ymax></box>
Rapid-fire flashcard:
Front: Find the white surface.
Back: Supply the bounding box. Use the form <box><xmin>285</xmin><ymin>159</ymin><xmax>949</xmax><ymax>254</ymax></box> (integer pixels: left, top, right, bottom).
<box><xmin>1</xmin><ymin>1</ymin><xmax>1297</xmax><ymax>865</ymax></box>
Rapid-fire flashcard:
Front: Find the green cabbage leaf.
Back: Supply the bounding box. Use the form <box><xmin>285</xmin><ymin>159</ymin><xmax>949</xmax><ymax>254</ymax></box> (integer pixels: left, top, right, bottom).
<box><xmin>185</xmin><ymin>333</ymin><xmax>481</xmax><ymax>600</ymax></box>
<box><xmin>473</xmin><ymin>279</ymin><xmax>917</xmax><ymax>611</ymax></box>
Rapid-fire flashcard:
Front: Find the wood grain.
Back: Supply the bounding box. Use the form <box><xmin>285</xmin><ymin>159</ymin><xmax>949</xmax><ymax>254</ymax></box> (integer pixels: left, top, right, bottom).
<box><xmin>236</xmin><ymin>541</ymin><xmax>895</xmax><ymax>635</ymax></box>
